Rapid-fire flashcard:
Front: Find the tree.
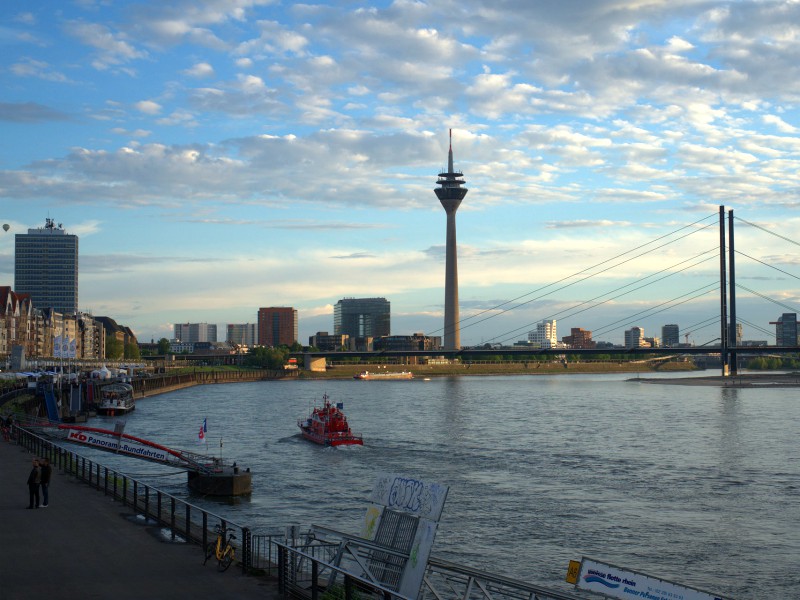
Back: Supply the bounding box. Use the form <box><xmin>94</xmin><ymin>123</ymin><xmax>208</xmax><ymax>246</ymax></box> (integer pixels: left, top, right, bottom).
<box><xmin>244</xmin><ymin>346</ymin><xmax>288</xmax><ymax>369</ymax></box>
<box><xmin>105</xmin><ymin>336</ymin><xmax>123</xmax><ymax>360</ymax></box>
<box><xmin>124</xmin><ymin>343</ymin><xmax>141</xmax><ymax>360</ymax></box>
<box><xmin>157</xmin><ymin>338</ymin><xmax>171</xmax><ymax>354</ymax></box>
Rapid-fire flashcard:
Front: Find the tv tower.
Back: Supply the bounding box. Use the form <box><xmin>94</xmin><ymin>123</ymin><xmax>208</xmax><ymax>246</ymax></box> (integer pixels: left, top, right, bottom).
<box><xmin>434</xmin><ymin>129</ymin><xmax>468</xmax><ymax>350</ymax></box>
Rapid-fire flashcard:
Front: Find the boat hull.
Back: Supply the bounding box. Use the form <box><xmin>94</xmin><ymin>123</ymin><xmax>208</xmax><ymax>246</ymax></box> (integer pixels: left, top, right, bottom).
<box><xmin>299</xmin><ymin>426</ymin><xmax>363</xmax><ymax>446</ymax></box>
<box><xmin>353</xmin><ymin>371</ymin><xmax>413</xmax><ymax>380</ymax></box>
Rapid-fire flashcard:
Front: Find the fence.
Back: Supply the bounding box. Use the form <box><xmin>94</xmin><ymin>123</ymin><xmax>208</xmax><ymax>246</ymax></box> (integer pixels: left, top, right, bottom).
<box><xmin>13</xmin><ymin>425</ymin><xmax>583</xmax><ymax>600</ymax></box>
<box><xmin>13</xmin><ymin>424</ymin><xmax>286</xmax><ymax>575</ymax></box>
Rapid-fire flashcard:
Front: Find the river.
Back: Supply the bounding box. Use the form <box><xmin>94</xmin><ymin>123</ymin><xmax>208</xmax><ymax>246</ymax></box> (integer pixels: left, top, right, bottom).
<box><xmin>79</xmin><ymin>372</ymin><xmax>799</xmax><ymax>599</ymax></box>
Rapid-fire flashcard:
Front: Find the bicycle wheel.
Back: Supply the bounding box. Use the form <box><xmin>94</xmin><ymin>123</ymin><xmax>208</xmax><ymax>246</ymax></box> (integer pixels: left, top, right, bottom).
<box><xmin>203</xmin><ymin>541</ymin><xmax>216</xmax><ymax>565</ymax></box>
<box><xmin>218</xmin><ymin>548</ymin><xmax>235</xmax><ymax>572</ymax></box>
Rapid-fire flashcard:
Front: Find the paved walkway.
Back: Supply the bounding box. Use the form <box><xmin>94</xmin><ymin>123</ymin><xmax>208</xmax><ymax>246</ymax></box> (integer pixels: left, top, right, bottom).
<box><xmin>0</xmin><ymin>435</ymin><xmax>281</xmax><ymax>599</ymax></box>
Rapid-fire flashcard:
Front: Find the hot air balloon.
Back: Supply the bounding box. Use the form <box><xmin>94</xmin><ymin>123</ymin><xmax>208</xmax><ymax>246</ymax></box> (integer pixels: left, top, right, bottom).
<box><xmin>2</xmin><ymin>224</ymin><xmax>9</xmax><ymax>232</ymax></box>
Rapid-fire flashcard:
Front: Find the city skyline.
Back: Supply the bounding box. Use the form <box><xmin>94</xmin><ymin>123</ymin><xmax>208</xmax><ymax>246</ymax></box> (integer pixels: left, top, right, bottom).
<box><xmin>2</xmin><ymin>2</ymin><xmax>800</xmax><ymax>345</ymax></box>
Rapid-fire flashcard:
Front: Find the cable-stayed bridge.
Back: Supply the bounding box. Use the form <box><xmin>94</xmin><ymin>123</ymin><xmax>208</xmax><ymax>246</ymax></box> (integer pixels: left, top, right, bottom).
<box><xmin>307</xmin><ymin>206</ymin><xmax>800</xmax><ymax>376</ymax></box>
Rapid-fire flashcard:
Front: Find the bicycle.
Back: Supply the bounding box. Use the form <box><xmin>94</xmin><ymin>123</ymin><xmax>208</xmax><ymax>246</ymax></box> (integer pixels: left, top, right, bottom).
<box><xmin>204</xmin><ymin>525</ymin><xmax>236</xmax><ymax>571</ymax></box>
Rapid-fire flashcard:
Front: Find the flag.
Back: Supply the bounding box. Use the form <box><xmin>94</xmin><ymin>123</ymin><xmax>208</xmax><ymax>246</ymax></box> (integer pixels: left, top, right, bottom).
<box><xmin>202</xmin><ymin>417</ymin><xmax>207</xmax><ymax>433</ymax></box>
<box><xmin>198</xmin><ymin>424</ymin><xmax>205</xmax><ymax>443</ymax></box>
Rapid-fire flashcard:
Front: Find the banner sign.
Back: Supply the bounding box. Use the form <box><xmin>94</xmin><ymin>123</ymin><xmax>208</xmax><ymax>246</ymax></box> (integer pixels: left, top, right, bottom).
<box><xmin>66</xmin><ymin>429</ymin><xmax>171</xmax><ymax>463</ymax></box>
<box><xmin>574</xmin><ymin>558</ymin><xmax>730</xmax><ymax>600</ymax></box>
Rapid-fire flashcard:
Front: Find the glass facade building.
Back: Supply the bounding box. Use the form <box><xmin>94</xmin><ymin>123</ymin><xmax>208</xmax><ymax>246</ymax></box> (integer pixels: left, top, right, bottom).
<box><xmin>334</xmin><ymin>298</ymin><xmax>390</xmax><ymax>338</ymax></box>
<box><xmin>14</xmin><ymin>219</ymin><xmax>78</xmax><ymax>314</ymax></box>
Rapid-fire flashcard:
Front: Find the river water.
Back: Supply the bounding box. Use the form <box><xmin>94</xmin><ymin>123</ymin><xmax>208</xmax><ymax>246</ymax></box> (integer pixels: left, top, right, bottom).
<box><xmin>79</xmin><ymin>372</ymin><xmax>799</xmax><ymax>599</ymax></box>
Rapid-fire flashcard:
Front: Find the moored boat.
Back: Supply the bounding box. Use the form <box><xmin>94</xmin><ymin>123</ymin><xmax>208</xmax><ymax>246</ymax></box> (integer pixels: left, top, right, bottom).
<box><xmin>96</xmin><ymin>382</ymin><xmax>135</xmax><ymax>416</ymax></box>
<box><xmin>298</xmin><ymin>393</ymin><xmax>363</xmax><ymax>446</ymax></box>
<box><xmin>353</xmin><ymin>370</ymin><xmax>413</xmax><ymax>380</ymax></box>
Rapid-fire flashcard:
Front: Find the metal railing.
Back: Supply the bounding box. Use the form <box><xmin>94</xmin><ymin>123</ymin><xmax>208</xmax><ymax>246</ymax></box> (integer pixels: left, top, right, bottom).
<box><xmin>275</xmin><ymin>540</ymin><xmax>413</xmax><ymax>600</ymax></box>
<box><xmin>14</xmin><ymin>425</ymin><xmax>583</xmax><ymax>600</ymax></box>
<box><xmin>423</xmin><ymin>557</ymin><xmax>582</xmax><ymax>600</ymax></box>
<box><xmin>13</xmin><ymin>425</ymin><xmax>280</xmax><ymax>575</ymax></box>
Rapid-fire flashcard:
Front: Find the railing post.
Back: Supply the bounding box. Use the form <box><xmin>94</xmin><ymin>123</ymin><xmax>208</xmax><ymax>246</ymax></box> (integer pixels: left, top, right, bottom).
<box><xmin>170</xmin><ymin>497</ymin><xmax>176</xmax><ymax>541</ymax></box>
<box><xmin>278</xmin><ymin>545</ymin><xmax>286</xmax><ymax>594</ymax></box>
<box><xmin>133</xmin><ymin>480</ymin><xmax>138</xmax><ymax>511</ymax></box>
<box><xmin>113</xmin><ymin>469</ymin><xmax>118</xmax><ymax>499</ymax></box>
<box><xmin>157</xmin><ymin>491</ymin><xmax>162</xmax><ymax>525</ymax></box>
<box><xmin>122</xmin><ymin>475</ymin><xmax>128</xmax><ymax>505</ymax></box>
<box><xmin>345</xmin><ymin>573</ymin><xmax>353</xmax><ymax>600</ymax></box>
<box><xmin>202</xmin><ymin>512</ymin><xmax>208</xmax><ymax>550</ymax></box>
<box><xmin>145</xmin><ymin>485</ymin><xmax>150</xmax><ymax>520</ymax></box>
<box><xmin>312</xmin><ymin>560</ymin><xmax>319</xmax><ymax>600</ymax></box>
<box><xmin>241</xmin><ymin>527</ymin><xmax>251</xmax><ymax>573</ymax></box>
<box><xmin>185</xmin><ymin>503</ymin><xmax>191</xmax><ymax>541</ymax></box>
<box><xmin>104</xmin><ymin>467</ymin><xmax>108</xmax><ymax>496</ymax></box>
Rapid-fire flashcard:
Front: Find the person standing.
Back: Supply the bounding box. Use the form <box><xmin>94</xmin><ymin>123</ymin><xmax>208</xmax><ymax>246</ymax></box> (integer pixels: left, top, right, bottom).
<box><xmin>40</xmin><ymin>457</ymin><xmax>52</xmax><ymax>507</ymax></box>
<box><xmin>27</xmin><ymin>458</ymin><xmax>41</xmax><ymax>509</ymax></box>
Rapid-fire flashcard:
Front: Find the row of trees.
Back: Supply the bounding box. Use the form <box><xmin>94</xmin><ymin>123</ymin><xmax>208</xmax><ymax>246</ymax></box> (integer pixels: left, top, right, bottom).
<box><xmin>105</xmin><ymin>336</ymin><xmax>141</xmax><ymax>360</ymax></box>
<box><xmin>745</xmin><ymin>356</ymin><xmax>800</xmax><ymax>370</ymax></box>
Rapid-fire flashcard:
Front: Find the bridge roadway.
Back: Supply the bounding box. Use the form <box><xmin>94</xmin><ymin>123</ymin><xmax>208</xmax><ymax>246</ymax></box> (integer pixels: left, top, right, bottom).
<box><xmin>300</xmin><ymin>345</ymin><xmax>800</xmax><ymax>359</ymax></box>
<box><xmin>0</xmin><ymin>437</ymin><xmax>280</xmax><ymax>599</ymax></box>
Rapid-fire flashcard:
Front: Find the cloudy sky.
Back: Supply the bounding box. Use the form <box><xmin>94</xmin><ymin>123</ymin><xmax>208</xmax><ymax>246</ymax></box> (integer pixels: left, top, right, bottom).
<box><xmin>2</xmin><ymin>0</ymin><xmax>800</xmax><ymax>347</ymax></box>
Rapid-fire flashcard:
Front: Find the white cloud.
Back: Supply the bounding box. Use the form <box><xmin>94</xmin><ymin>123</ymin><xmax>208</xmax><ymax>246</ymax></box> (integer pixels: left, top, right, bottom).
<box><xmin>184</xmin><ymin>62</ymin><xmax>214</xmax><ymax>78</ymax></box>
<box><xmin>134</xmin><ymin>100</ymin><xmax>162</xmax><ymax>115</ymax></box>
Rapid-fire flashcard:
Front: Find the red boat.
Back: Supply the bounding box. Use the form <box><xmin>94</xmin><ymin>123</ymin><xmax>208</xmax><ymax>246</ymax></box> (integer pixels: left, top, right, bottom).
<box><xmin>298</xmin><ymin>394</ymin><xmax>363</xmax><ymax>447</ymax></box>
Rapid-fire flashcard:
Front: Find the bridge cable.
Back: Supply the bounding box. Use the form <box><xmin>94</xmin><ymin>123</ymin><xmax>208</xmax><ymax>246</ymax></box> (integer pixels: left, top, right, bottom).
<box><xmin>471</xmin><ymin>249</ymin><xmax>719</xmax><ymax>346</ymax></box>
<box><xmin>481</xmin><ymin>282</ymin><xmax>718</xmax><ymax>346</ymax></box>
<box><xmin>427</xmin><ymin>213</ymin><xmax>718</xmax><ymax>338</ymax></box>
<box><xmin>454</xmin><ymin>221</ymin><xmax>718</xmax><ymax>339</ymax></box>
<box><xmin>734</xmin><ymin>216</ymin><xmax>800</xmax><ymax>249</ymax></box>
<box><xmin>736</xmin><ymin>317</ymin><xmax>775</xmax><ymax>340</ymax></box>
<box><xmin>734</xmin><ymin>250</ymin><xmax>800</xmax><ymax>283</ymax></box>
<box><xmin>591</xmin><ymin>283</ymin><xmax>719</xmax><ymax>338</ymax></box>
<box><xmin>735</xmin><ymin>283</ymin><xmax>800</xmax><ymax>316</ymax></box>
<box><xmin>681</xmin><ymin>315</ymin><xmax>721</xmax><ymax>334</ymax></box>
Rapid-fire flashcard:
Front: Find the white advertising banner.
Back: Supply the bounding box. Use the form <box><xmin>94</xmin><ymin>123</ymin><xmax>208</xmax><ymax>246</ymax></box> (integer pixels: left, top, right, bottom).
<box><xmin>66</xmin><ymin>429</ymin><xmax>171</xmax><ymax>463</ymax></box>
<box><xmin>576</xmin><ymin>558</ymin><xmax>730</xmax><ymax>600</ymax></box>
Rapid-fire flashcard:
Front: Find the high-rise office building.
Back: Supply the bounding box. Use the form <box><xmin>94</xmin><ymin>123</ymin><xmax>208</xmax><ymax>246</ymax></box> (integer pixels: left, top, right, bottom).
<box><xmin>174</xmin><ymin>322</ymin><xmax>217</xmax><ymax>343</ymax></box>
<box><xmin>624</xmin><ymin>326</ymin><xmax>650</xmax><ymax>348</ymax></box>
<box><xmin>227</xmin><ymin>323</ymin><xmax>256</xmax><ymax>346</ymax></box>
<box><xmin>14</xmin><ymin>218</ymin><xmax>78</xmax><ymax>314</ymax></box>
<box><xmin>662</xmin><ymin>324</ymin><xmax>680</xmax><ymax>347</ymax></box>
<box><xmin>334</xmin><ymin>298</ymin><xmax>390</xmax><ymax>338</ymax></box>
<box><xmin>434</xmin><ymin>130</ymin><xmax>468</xmax><ymax>350</ymax></box>
<box><xmin>770</xmin><ymin>313</ymin><xmax>798</xmax><ymax>346</ymax></box>
<box><xmin>257</xmin><ymin>307</ymin><xmax>298</xmax><ymax>346</ymax></box>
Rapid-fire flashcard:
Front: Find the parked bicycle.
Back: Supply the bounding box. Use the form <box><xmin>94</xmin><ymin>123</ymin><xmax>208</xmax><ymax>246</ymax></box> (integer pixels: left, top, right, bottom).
<box><xmin>204</xmin><ymin>524</ymin><xmax>236</xmax><ymax>571</ymax></box>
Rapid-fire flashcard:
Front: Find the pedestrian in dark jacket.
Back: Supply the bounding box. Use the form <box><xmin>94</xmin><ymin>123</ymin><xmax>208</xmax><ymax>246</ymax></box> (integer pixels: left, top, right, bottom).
<box><xmin>40</xmin><ymin>457</ymin><xmax>52</xmax><ymax>507</ymax></box>
<box><xmin>27</xmin><ymin>458</ymin><xmax>41</xmax><ymax>509</ymax></box>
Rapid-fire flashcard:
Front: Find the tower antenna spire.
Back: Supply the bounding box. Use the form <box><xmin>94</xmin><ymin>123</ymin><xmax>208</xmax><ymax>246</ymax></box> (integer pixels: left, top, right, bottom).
<box><xmin>448</xmin><ymin>129</ymin><xmax>454</xmax><ymax>172</ymax></box>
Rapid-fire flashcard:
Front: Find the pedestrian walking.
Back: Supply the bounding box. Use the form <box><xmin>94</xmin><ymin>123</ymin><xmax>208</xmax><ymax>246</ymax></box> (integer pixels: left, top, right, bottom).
<box><xmin>40</xmin><ymin>457</ymin><xmax>52</xmax><ymax>507</ymax></box>
<box><xmin>27</xmin><ymin>458</ymin><xmax>41</xmax><ymax>509</ymax></box>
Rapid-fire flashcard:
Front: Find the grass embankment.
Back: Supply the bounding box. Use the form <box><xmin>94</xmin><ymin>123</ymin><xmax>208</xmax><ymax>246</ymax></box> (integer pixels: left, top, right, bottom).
<box><xmin>296</xmin><ymin>360</ymin><xmax>697</xmax><ymax>380</ymax></box>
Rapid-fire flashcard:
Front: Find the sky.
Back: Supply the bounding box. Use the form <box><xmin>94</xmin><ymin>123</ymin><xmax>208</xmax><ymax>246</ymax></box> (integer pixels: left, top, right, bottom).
<box><xmin>2</xmin><ymin>0</ymin><xmax>800</xmax><ymax>347</ymax></box>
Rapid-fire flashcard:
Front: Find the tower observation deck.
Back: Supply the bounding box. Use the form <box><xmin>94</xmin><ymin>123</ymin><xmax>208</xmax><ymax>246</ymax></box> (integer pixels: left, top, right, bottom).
<box><xmin>434</xmin><ymin>130</ymin><xmax>468</xmax><ymax>350</ymax></box>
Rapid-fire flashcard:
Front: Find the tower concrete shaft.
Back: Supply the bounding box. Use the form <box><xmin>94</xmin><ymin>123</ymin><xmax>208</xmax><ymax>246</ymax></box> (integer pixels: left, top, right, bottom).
<box><xmin>434</xmin><ymin>130</ymin><xmax>468</xmax><ymax>350</ymax></box>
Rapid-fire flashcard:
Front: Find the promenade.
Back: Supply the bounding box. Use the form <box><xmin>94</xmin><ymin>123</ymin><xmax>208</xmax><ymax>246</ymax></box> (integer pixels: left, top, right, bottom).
<box><xmin>0</xmin><ymin>436</ymin><xmax>280</xmax><ymax>599</ymax></box>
